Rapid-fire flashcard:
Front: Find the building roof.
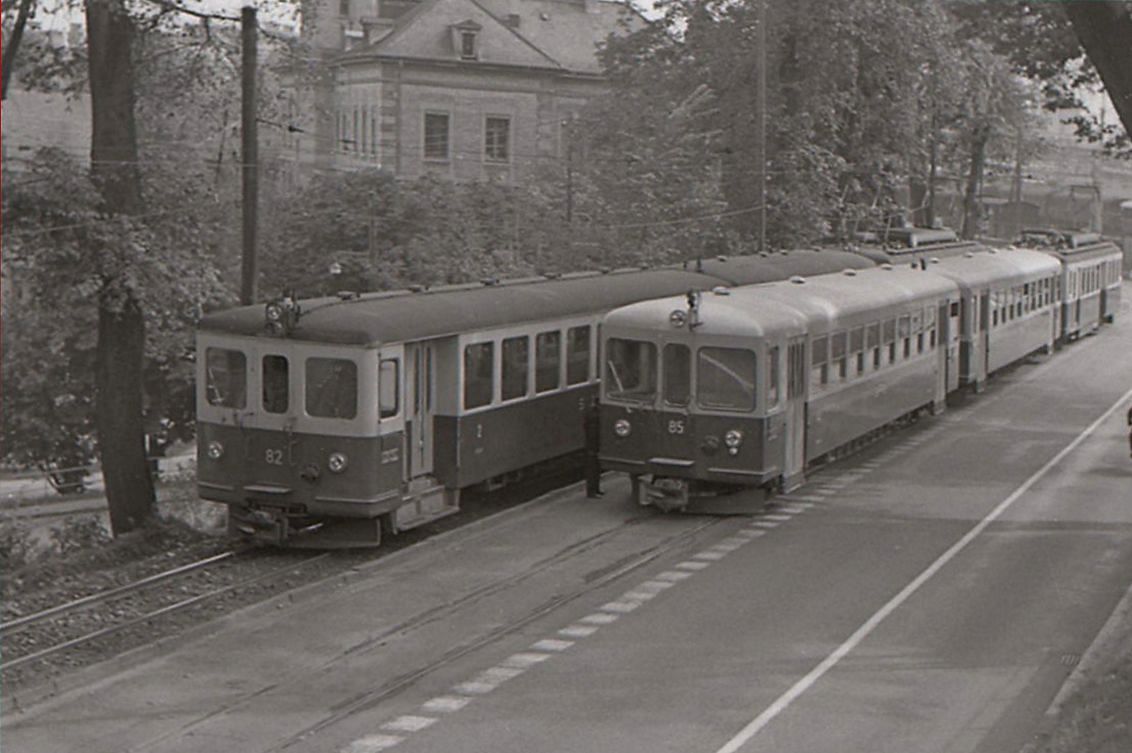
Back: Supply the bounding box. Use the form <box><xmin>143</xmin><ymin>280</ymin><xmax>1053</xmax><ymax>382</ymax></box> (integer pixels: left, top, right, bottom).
<box><xmin>339</xmin><ymin>0</ymin><xmax>640</xmax><ymax>75</ymax></box>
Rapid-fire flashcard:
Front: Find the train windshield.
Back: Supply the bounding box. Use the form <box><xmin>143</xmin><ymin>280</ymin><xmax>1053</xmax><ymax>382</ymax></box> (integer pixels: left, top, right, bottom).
<box><xmin>663</xmin><ymin>344</ymin><xmax>691</xmax><ymax>406</ymax></box>
<box><xmin>306</xmin><ymin>357</ymin><xmax>358</xmax><ymax>419</ymax></box>
<box><xmin>605</xmin><ymin>338</ymin><xmax>658</xmax><ymax>403</ymax></box>
<box><xmin>205</xmin><ymin>348</ymin><xmax>247</xmax><ymax>409</ymax></box>
<box><xmin>697</xmin><ymin>347</ymin><xmax>756</xmax><ymax>411</ymax></box>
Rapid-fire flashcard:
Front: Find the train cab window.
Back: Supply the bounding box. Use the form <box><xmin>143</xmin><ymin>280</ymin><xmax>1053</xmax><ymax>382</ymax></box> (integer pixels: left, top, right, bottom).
<box><xmin>566</xmin><ymin>326</ymin><xmax>591</xmax><ymax>385</ymax></box>
<box><xmin>206</xmin><ymin>348</ymin><xmax>247</xmax><ymax>409</ymax></box>
<box><xmin>501</xmin><ymin>336</ymin><xmax>530</xmax><ymax>401</ymax></box>
<box><xmin>464</xmin><ymin>342</ymin><xmax>494</xmax><ymax>409</ymax></box>
<box><xmin>663</xmin><ymin>344</ymin><xmax>691</xmax><ymax>407</ymax></box>
<box><xmin>262</xmin><ymin>355</ymin><xmax>289</xmax><ymax>414</ymax></box>
<box><xmin>535</xmin><ymin>331</ymin><xmax>561</xmax><ymax>393</ymax></box>
<box><xmin>811</xmin><ymin>335</ymin><xmax>828</xmax><ymax>387</ymax></box>
<box><xmin>768</xmin><ymin>346</ymin><xmax>780</xmax><ymax>405</ymax></box>
<box><xmin>306</xmin><ymin>358</ymin><xmax>357</xmax><ymax>419</ymax></box>
<box><xmin>697</xmin><ymin>347</ymin><xmax>756</xmax><ymax>412</ymax></box>
<box><xmin>379</xmin><ymin>358</ymin><xmax>399</xmax><ymax>418</ymax></box>
<box><xmin>605</xmin><ymin>338</ymin><xmax>657</xmax><ymax>402</ymax></box>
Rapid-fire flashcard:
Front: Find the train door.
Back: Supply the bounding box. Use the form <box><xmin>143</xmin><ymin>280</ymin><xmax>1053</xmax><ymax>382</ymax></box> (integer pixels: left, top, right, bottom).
<box><xmin>941</xmin><ymin>297</ymin><xmax>960</xmax><ymax>394</ymax></box>
<box><xmin>781</xmin><ymin>337</ymin><xmax>807</xmax><ymax>491</ymax></box>
<box><xmin>404</xmin><ymin>342</ymin><xmax>435</xmax><ymax>479</ymax></box>
<box><xmin>977</xmin><ymin>290</ymin><xmax>990</xmax><ymax>389</ymax></box>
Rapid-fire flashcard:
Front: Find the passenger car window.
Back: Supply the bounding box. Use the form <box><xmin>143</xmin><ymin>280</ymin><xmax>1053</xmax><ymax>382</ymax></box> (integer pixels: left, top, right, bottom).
<box><xmin>501</xmin><ymin>336</ymin><xmax>530</xmax><ymax>401</ymax></box>
<box><xmin>206</xmin><ymin>348</ymin><xmax>247</xmax><ymax>409</ymax></box>
<box><xmin>663</xmin><ymin>344</ymin><xmax>691</xmax><ymax>407</ymax></box>
<box><xmin>262</xmin><ymin>355</ymin><xmax>289</xmax><ymax>414</ymax></box>
<box><xmin>535</xmin><ymin>331</ymin><xmax>561</xmax><ymax>393</ymax></box>
<box><xmin>306</xmin><ymin>358</ymin><xmax>357</xmax><ymax>419</ymax></box>
<box><xmin>698</xmin><ymin>347</ymin><xmax>756</xmax><ymax>411</ymax></box>
<box><xmin>605</xmin><ymin>338</ymin><xmax>657</xmax><ymax>402</ymax></box>
<box><xmin>379</xmin><ymin>359</ymin><xmax>399</xmax><ymax>418</ymax></box>
<box><xmin>566</xmin><ymin>326</ymin><xmax>591</xmax><ymax>385</ymax></box>
<box><xmin>464</xmin><ymin>342</ymin><xmax>494</xmax><ymax>409</ymax></box>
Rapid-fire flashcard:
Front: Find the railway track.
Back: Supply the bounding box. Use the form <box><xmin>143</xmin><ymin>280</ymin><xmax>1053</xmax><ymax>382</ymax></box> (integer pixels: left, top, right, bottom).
<box><xmin>0</xmin><ymin>548</ymin><xmax>331</xmax><ymax>673</ymax></box>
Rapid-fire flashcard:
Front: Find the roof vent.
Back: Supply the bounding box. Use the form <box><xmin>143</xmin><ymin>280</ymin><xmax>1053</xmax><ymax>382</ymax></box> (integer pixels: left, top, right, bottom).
<box><xmin>880</xmin><ymin>263</ymin><xmax>894</xmax><ymax>271</ymax></box>
<box><xmin>965</xmin><ymin>251</ymin><xmax>975</xmax><ymax>258</ymax></box>
<box><xmin>790</xmin><ymin>275</ymin><xmax>806</xmax><ymax>284</ymax></box>
<box><xmin>712</xmin><ymin>286</ymin><xmax>731</xmax><ymax>295</ymax></box>
<box><xmin>842</xmin><ymin>269</ymin><xmax>858</xmax><ymax>276</ymax></box>
<box><xmin>930</xmin><ymin>257</ymin><xmax>940</xmax><ymax>264</ymax></box>
<box><xmin>717</xmin><ymin>255</ymin><xmax>728</xmax><ymax>262</ymax></box>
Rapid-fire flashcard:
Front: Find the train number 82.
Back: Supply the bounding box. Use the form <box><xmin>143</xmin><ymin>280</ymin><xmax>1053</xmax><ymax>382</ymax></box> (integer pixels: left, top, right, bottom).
<box><xmin>265</xmin><ymin>449</ymin><xmax>284</xmax><ymax>465</ymax></box>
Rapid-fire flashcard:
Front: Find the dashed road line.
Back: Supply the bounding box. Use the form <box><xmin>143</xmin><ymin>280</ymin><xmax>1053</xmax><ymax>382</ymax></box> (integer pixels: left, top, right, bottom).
<box><xmin>382</xmin><ymin>716</ymin><xmax>436</xmax><ymax>733</ymax></box>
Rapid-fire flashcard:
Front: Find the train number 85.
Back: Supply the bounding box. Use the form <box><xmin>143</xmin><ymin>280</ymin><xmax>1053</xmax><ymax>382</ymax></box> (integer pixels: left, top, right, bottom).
<box><xmin>667</xmin><ymin>419</ymin><xmax>685</xmax><ymax>435</ymax></box>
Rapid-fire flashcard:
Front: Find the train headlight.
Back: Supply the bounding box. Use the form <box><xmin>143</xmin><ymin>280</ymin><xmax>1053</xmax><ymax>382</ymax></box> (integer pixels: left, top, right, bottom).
<box><xmin>328</xmin><ymin>452</ymin><xmax>349</xmax><ymax>473</ymax></box>
<box><xmin>614</xmin><ymin>419</ymin><xmax>632</xmax><ymax>438</ymax></box>
<box><xmin>724</xmin><ymin>429</ymin><xmax>744</xmax><ymax>448</ymax></box>
<box><xmin>207</xmin><ymin>441</ymin><xmax>225</xmax><ymax>460</ymax></box>
<box><xmin>669</xmin><ymin>309</ymin><xmax>687</xmax><ymax>328</ymax></box>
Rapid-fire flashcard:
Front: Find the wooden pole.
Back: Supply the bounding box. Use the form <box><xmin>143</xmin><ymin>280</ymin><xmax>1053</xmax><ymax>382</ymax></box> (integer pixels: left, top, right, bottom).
<box><xmin>241</xmin><ymin>6</ymin><xmax>258</xmax><ymax>305</ymax></box>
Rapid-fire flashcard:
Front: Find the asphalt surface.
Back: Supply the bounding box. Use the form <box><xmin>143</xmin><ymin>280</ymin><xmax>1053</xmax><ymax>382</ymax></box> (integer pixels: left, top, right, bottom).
<box><xmin>3</xmin><ymin>297</ymin><xmax>1131</xmax><ymax>753</ymax></box>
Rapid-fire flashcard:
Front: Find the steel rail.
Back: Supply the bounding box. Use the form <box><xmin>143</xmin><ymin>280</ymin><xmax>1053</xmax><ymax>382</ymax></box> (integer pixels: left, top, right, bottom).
<box><xmin>1</xmin><ymin>550</ymin><xmax>239</xmax><ymax>634</ymax></box>
<box><xmin>0</xmin><ymin>552</ymin><xmax>330</xmax><ymax>673</ymax></box>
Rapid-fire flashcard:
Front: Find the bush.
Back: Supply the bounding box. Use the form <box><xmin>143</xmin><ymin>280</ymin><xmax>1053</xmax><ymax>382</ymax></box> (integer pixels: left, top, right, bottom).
<box><xmin>0</xmin><ymin>513</ymin><xmax>36</xmax><ymax>570</ymax></box>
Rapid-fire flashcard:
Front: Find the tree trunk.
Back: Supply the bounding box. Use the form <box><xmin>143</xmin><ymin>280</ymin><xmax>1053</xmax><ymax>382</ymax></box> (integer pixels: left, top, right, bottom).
<box><xmin>87</xmin><ymin>0</ymin><xmax>155</xmax><ymax>535</ymax></box>
<box><xmin>1063</xmin><ymin>1</ymin><xmax>1132</xmax><ymax>141</ymax></box>
<box><xmin>961</xmin><ymin>122</ymin><xmax>991</xmax><ymax>240</ymax></box>
<box><xmin>2</xmin><ymin>0</ymin><xmax>36</xmax><ymax>100</ymax></box>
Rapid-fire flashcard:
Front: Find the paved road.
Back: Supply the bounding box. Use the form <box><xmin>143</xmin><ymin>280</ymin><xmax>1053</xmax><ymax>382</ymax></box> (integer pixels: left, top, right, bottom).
<box><xmin>4</xmin><ymin>306</ymin><xmax>1131</xmax><ymax>753</ymax></box>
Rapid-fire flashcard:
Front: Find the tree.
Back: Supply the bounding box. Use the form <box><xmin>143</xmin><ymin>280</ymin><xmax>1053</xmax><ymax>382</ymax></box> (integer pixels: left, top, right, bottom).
<box><xmin>1063</xmin><ymin>1</ymin><xmax>1132</xmax><ymax>145</ymax></box>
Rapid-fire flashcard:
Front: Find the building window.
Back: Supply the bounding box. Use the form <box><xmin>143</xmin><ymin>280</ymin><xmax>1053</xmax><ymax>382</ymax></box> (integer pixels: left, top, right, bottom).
<box><xmin>424</xmin><ymin>112</ymin><xmax>450</xmax><ymax>160</ymax></box>
<box><xmin>485</xmin><ymin>116</ymin><xmax>510</xmax><ymax>162</ymax></box>
<box><xmin>461</xmin><ymin>31</ymin><xmax>477</xmax><ymax>59</ymax></box>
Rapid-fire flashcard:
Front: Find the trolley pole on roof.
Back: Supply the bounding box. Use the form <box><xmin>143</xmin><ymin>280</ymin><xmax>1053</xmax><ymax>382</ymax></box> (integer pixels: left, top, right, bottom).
<box><xmin>241</xmin><ymin>6</ymin><xmax>259</xmax><ymax>305</ymax></box>
<box><xmin>755</xmin><ymin>0</ymin><xmax>767</xmax><ymax>254</ymax></box>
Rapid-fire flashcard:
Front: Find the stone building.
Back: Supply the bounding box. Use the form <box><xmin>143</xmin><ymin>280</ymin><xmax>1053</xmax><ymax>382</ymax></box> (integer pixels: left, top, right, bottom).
<box><xmin>284</xmin><ymin>0</ymin><xmax>641</xmax><ymax>182</ymax></box>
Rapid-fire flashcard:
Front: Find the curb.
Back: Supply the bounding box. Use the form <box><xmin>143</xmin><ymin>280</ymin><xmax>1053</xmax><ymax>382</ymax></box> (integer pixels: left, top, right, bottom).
<box><xmin>1045</xmin><ymin>580</ymin><xmax>1132</xmax><ymax>718</ymax></box>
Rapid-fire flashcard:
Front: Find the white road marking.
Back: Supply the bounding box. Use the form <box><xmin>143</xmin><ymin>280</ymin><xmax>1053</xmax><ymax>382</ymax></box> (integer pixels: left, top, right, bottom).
<box><xmin>382</xmin><ymin>716</ymin><xmax>436</xmax><ymax>733</ymax></box>
<box><xmin>774</xmin><ymin>505</ymin><xmax>808</xmax><ymax>514</ymax></box>
<box><xmin>532</xmin><ymin>638</ymin><xmax>573</xmax><ymax>652</ymax></box>
<box><xmin>622</xmin><ymin>589</ymin><xmax>660</xmax><ymax>602</ymax></box>
<box><xmin>580</xmin><ymin>612</ymin><xmax>620</xmax><ymax>625</ymax></box>
<box><xmin>781</xmin><ymin>495</ymin><xmax>824</xmax><ymax>503</ymax></box>
<box><xmin>713</xmin><ymin>386</ymin><xmax>1132</xmax><ymax>753</ymax></box>
<box><xmin>503</xmin><ymin>652</ymin><xmax>552</xmax><ymax>668</ymax></box>
<box><xmin>694</xmin><ymin>550</ymin><xmax>727</xmax><ymax>561</ymax></box>
<box><xmin>655</xmin><ymin>570</ymin><xmax>694</xmax><ymax>581</ymax></box>
<box><xmin>559</xmin><ymin>624</ymin><xmax>599</xmax><ymax>638</ymax></box>
<box><xmin>676</xmin><ymin>560</ymin><xmax>711</xmax><ymax>570</ymax></box>
<box><xmin>452</xmin><ymin>680</ymin><xmax>496</xmax><ymax>695</ymax></box>
<box><xmin>735</xmin><ymin>529</ymin><xmax>767</xmax><ymax>539</ymax></box>
<box><xmin>601</xmin><ymin>600</ymin><xmax>642</xmax><ymax>613</ymax></box>
<box><xmin>421</xmin><ymin>696</ymin><xmax>470</xmax><ymax>713</ymax></box>
<box><xmin>751</xmin><ymin>520</ymin><xmax>780</xmax><ymax>529</ymax></box>
<box><xmin>638</xmin><ymin>579</ymin><xmax>677</xmax><ymax>592</ymax></box>
<box><xmin>342</xmin><ymin>734</ymin><xmax>403</xmax><ymax>752</ymax></box>
<box><xmin>760</xmin><ymin>514</ymin><xmax>792</xmax><ymax>522</ymax></box>
<box><xmin>480</xmin><ymin>666</ymin><xmax>525</xmax><ymax>683</ymax></box>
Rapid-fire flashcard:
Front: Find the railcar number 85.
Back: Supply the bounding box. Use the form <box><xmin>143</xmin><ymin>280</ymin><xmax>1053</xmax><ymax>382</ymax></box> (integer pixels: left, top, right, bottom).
<box><xmin>668</xmin><ymin>419</ymin><xmax>685</xmax><ymax>434</ymax></box>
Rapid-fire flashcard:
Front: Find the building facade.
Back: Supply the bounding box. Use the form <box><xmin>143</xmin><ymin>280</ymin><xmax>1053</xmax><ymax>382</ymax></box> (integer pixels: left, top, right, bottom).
<box><xmin>287</xmin><ymin>0</ymin><xmax>640</xmax><ymax>183</ymax></box>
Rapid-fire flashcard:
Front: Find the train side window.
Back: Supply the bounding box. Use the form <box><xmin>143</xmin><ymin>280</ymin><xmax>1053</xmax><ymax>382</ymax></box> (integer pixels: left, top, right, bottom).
<box><xmin>464</xmin><ymin>342</ymin><xmax>494</xmax><ymax>409</ymax></box>
<box><xmin>262</xmin><ymin>355</ymin><xmax>289</xmax><ymax>414</ymax></box>
<box><xmin>663</xmin><ymin>344</ymin><xmax>691</xmax><ymax>407</ymax></box>
<box><xmin>882</xmin><ymin>319</ymin><xmax>896</xmax><ymax>364</ymax></box>
<box><xmin>566</xmin><ymin>326</ymin><xmax>591</xmax><ymax>385</ymax></box>
<box><xmin>768</xmin><ymin>346</ymin><xmax>780</xmax><ymax>405</ymax></box>
<box><xmin>811</xmin><ymin>335</ymin><xmax>828</xmax><ymax>388</ymax></box>
<box><xmin>501</xmin><ymin>336</ymin><xmax>529</xmax><ymax>401</ymax></box>
<box><xmin>206</xmin><ymin>348</ymin><xmax>247</xmax><ymax>409</ymax></box>
<box><xmin>306</xmin><ymin>358</ymin><xmax>357</xmax><ymax>419</ymax></box>
<box><xmin>379</xmin><ymin>359</ymin><xmax>399</xmax><ymax>418</ymax></box>
<box><xmin>898</xmin><ymin>316</ymin><xmax>911</xmax><ymax>359</ymax></box>
<box><xmin>535</xmin><ymin>331</ymin><xmax>561</xmax><ymax>393</ymax></box>
<box><xmin>831</xmin><ymin>331</ymin><xmax>847</xmax><ymax>380</ymax></box>
<box><xmin>917</xmin><ymin>332</ymin><xmax>925</xmax><ymax>354</ymax></box>
<box><xmin>867</xmin><ymin>323</ymin><xmax>881</xmax><ymax>369</ymax></box>
<box><xmin>698</xmin><ymin>347</ymin><xmax>756</xmax><ymax>412</ymax></box>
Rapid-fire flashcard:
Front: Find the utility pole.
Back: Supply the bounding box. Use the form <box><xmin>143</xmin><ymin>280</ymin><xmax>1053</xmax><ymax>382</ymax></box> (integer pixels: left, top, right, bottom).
<box><xmin>755</xmin><ymin>0</ymin><xmax>767</xmax><ymax>253</ymax></box>
<box><xmin>240</xmin><ymin>6</ymin><xmax>258</xmax><ymax>305</ymax></box>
